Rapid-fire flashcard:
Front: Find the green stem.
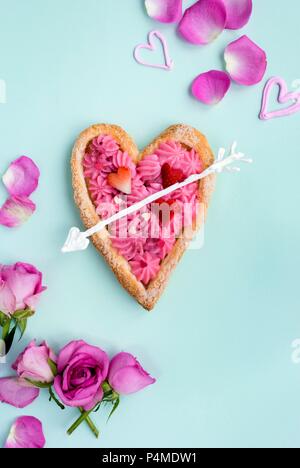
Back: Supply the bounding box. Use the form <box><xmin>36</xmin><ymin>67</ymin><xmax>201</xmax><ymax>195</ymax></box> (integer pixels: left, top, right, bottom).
<box><xmin>67</xmin><ymin>406</ymin><xmax>99</xmax><ymax>438</ymax></box>
<box><xmin>80</xmin><ymin>408</ymin><xmax>99</xmax><ymax>438</ymax></box>
<box><xmin>49</xmin><ymin>387</ymin><xmax>65</xmax><ymax>410</ymax></box>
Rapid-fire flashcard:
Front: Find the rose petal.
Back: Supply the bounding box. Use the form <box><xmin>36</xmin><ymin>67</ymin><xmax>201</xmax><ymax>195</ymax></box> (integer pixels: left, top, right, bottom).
<box><xmin>109</xmin><ymin>352</ymin><xmax>138</xmax><ymax>378</ymax></box>
<box><xmin>223</xmin><ymin>0</ymin><xmax>252</xmax><ymax>29</ymax></box>
<box><xmin>0</xmin><ymin>196</ymin><xmax>36</xmax><ymax>228</ymax></box>
<box><xmin>54</xmin><ymin>375</ymin><xmax>101</xmax><ymax>408</ymax></box>
<box><xmin>56</xmin><ymin>340</ymin><xmax>109</xmax><ymax>378</ymax></box>
<box><xmin>5</xmin><ymin>416</ymin><xmax>45</xmax><ymax>449</ymax></box>
<box><xmin>108</xmin><ymin>352</ymin><xmax>156</xmax><ymax>395</ymax></box>
<box><xmin>192</xmin><ymin>70</ymin><xmax>231</xmax><ymax>105</ymax></box>
<box><xmin>0</xmin><ymin>377</ymin><xmax>40</xmax><ymax>408</ymax></box>
<box><xmin>224</xmin><ymin>35</ymin><xmax>267</xmax><ymax>86</ymax></box>
<box><xmin>178</xmin><ymin>0</ymin><xmax>227</xmax><ymax>45</ymax></box>
<box><xmin>109</xmin><ymin>366</ymin><xmax>156</xmax><ymax>395</ymax></box>
<box><xmin>0</xmin><ymin>280</ymin><xmax>15</xmax><ymax>316</ymax></box>
<box><xmin>145</xmin><ymin>0</ymin><xmax>182</xmax><ymax>23</ymax></box>
<box><xmin>2</xmin><ymin>156</ymin><xmax>40</xmax><ymax>197</ymax></box>
<box><xmin>82</xmin><ymin>387</ymin><xmax>104</xmax><ymax>411</ymax></box>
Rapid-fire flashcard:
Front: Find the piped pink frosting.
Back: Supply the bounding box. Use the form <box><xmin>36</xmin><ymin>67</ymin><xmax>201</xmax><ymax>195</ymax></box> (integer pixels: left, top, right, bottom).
<box><xmin>155</xmin><ymin>140</ymin><xmax>186</xmax><ymax>167</ymax></box>
<box><xmin>129</xmin><ymin>253</ymin><xmax>161</xmax><ymax>285</ymax></box>
<box><xmin>83</xmin><ymin>135</ymin><xmax>203</xmax><ymax>286</ymax></box>
<box><xmin>112</xmin><ymin>150</ymin><xmax>137</xmax><ymax>176</ymax></box>
<box><xmin>90</xmin><ymin>135</ymin><xmax>119</xmax><ymax>156</ymax></box>
<box><xmin>138</xmin><ymin>154</ymin><xmax>162</xmax><ymax>182</ymax></box>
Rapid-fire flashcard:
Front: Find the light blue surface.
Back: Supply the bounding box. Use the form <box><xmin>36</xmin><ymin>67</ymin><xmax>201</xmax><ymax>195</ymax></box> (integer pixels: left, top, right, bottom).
<box><xmin>1</xmin><ymin>0</ymin><xmax>300</xmax><ymax>448</ymax></box>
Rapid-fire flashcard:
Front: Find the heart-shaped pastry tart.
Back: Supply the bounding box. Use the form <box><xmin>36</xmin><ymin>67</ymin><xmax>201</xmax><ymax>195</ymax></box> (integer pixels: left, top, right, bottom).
<box><xmin>71</xmin><ymin>124</ymin><xmax>215</xmax><ymax>310</ymax></box>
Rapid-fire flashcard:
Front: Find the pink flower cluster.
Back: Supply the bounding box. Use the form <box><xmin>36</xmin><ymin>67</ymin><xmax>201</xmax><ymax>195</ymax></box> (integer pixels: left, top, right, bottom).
<box><xmin>0</xmin><ymin>156</ymin><xmax>40</xmax><ymax>228</ymax></box>
<box><xmin>145</xmin><ymin>1</ymin><xmax>267</xmax><ymax>105</ymax></box>
<box><xmin>83</xmin><ymin>135</ymin><xmax>203</xmax><ymax>286</ymax></box>
<box><xmin>0</xmin><ymin>340</ymin><xmax>156</xmax><ymax>446</ymax></box>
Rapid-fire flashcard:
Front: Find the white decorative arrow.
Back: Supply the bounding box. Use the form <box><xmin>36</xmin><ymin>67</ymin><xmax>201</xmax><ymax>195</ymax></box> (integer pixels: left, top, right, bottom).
<box><xmin>62</xmin><ymin>143</ymin><xmax>252</xmax><ymax>253</ymax></box>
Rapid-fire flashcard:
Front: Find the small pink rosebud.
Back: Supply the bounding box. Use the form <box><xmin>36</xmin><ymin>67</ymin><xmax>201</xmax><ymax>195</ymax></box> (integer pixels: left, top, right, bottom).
<box><xmin>108</xmin><ymin>352</ymin><xmax>156</xmax><ymax>395</ymax></box>
<box><xmin>0</xmin><ymin>262</ymin><xmax>46</xmax><ymax>316</ymax></box>
<box><xmin>13</xmin><ymin>341</ymin><xmax>57</xmax><ymax>384</ymax></box>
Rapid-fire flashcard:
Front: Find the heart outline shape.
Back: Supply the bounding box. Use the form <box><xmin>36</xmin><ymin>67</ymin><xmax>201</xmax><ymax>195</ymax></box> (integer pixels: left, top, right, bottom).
<box><xmin>134</xmin><ymin>30</ymin><xmax>174</xmax><ymax>71</ymax></box>
<box><xmin>260</xmin><ymin>76</ymin><xmax>300</xmax><ymax>120</ymax></box>
<box><xmin>71</xmin><ymin>124</ymin><xmax>215</xmax><ymax>310</ymax></box>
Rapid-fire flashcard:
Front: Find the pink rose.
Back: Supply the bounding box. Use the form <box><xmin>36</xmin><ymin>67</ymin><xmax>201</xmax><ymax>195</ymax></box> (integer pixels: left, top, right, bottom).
<box><xmin>13</xmin><ymin>341</ymin><xmax>57</xmax><ymax>384</ymax></box>
<box><xmin>108</xmin><ymin>352</ymin><xmax>156</xmax><ymax>395</ymax></box>
<box><xmin>0</xmin><ymin>262</ymin><xmax>46</xmax><ymax>316</ymax></box>
<box><xmin>54</xmin><ymin>340</ymin><xmax>109</xmax><ymax>411</ymax></box>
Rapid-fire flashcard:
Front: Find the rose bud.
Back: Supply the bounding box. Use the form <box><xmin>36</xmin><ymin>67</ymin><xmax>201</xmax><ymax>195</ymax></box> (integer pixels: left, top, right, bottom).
<box><xmin>13</xmin><ymin>341</ymin><xmax>57</xmax><ymax>384</ymax></box>
<box><xmin>108</xmin><ymin>352</ymin><xmax>156</xmax><ymax>395</ymax></box>
<box><xmin>0</xmin><ymin>262</ymin><xmax>46</xmax><ymax>316</ymax></box>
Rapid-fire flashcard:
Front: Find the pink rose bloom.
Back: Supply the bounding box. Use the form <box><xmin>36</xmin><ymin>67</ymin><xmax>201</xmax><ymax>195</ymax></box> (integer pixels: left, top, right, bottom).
<box><xmin>13</xmin><ymin>341</ymin><xmax>57</xmax><ymax>384</ymax></box>
<box><xmin>0</xmin><ymin>262</ymin><xmax>46</xmax><ymax>317</ymax></box>
<box><xmin>54</xmin><ymin>340</ymin><xmax>109</xmax><ymax>411</ymax></box>
<box><xmin>108</xmin><ymin>352</ymin><xmax>156</xmax><ymax>395</ymax></box>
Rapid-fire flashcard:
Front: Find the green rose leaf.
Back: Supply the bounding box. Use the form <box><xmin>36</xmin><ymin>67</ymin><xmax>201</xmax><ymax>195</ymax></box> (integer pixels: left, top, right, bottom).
<box><xmin>13</xmin><ymin>309</ymin><xmax>35</xmax><ymax>320</ymax></box>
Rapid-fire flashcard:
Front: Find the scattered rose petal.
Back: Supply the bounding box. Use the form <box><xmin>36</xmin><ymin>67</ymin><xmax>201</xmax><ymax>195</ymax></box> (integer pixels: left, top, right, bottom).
<box><xmin>0</xmin><ymin>377</ymin><xmax>40</xmax><ymax>408</ymax></box>
<box><xmin>192</xmin><ymin>70</ymin><xmax>231</xmax><ymax>105</ymax></box>
<box><xmin>223</xmin><ymin>0</ymin><xmax>252</xmax><ymax>29</ymax></box>
<box><xmin>0</xmin><ymin>196</ymin><xmax>36</xmax><ymax>228</ymax></box>
<box><xmin>5</xmin><ymin>416</ymin><xmax>45</xmax><ymax>448</ymax></box>
<box><xmin>2</xmin><ymin>156</ymin><xmax>40</xmax><ymax>197</ymax></box>
<box><xmin>178</xmin><ymin>0</ymin><xmax>227</xmax><ymax>45</ymax></box>
<box><xmin>224</xmin><ymin>35</ymin><xmax>267</xmax><ymax>86</ymax></box>
<box><xmin>145</xmin><ymin>0</ymin><xmax>183</xmax><ymax>23</ymax></box>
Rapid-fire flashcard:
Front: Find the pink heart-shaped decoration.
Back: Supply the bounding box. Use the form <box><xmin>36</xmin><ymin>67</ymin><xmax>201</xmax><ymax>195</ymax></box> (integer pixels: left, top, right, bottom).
<box><xmin>260</xmin><ymin>76</ymin><xmax>300</xmax><ymax>120</ymax></box>
<box><xmin>134</xmin><ymin>30</ymin><xmax>174</xmax><ymax>71</ymax></box>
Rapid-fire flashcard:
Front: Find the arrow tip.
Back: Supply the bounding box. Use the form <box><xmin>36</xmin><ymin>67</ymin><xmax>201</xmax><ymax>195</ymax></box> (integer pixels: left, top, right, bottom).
<box><xmin>61</xmin><ymin>227</ymin><xmax>90</xmax><ymax>253</ymax></box>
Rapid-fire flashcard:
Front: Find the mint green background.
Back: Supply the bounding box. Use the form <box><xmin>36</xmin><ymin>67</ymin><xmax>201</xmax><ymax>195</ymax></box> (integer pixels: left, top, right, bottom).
<box><xmin>0</xmin><ymin>0</ymin><xmax>300</xmax><ymax>448</ymax></box>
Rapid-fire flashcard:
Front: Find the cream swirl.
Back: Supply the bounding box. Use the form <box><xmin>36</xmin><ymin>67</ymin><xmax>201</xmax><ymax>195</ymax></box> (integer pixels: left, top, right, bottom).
<box><xmin>181</xmin><ymin>149</ymin><xmax>204</xmax><ymax>176</ymax></box>
<box><xmin>111</xmin><ymin>237</ymin><xmax>145</xmax><ymax>262</ymax></box>
<box><xmin>137</xmin><ymin>154</ymin><xmax>161</xmax><ymax>182</ymax></box>
<box><xmin>144</xmin><ymin>236</ymin><xmax>176</xmax><ymax>260</ymax></box>
<box><xmin>127</xmin><ymin>176</ymin><xmax>149</xmax><ymax>204</ymax></box>
<box><xmin>112</xmin><ymin>151</ymin><xmax>137</xmax><ymax>176</ymax></box>
<box><xmin>129</xmin><ymin>252</ymin><xmax>161</xmax><ymax>285</ymax></box>
<box><xmin>90</xmin><ymin>135</ymin><xmax>119</xmax><ymax>157</ymax></box>
<box><xmin>88</xmin><ymin>176</ymin><xmax>117</xmax><ymax>203</ymax></box>
<box><xmin>83</xmin><ymin>152</ymin><xmax>114</xmax><ymax>179</ymax></box>
<box><xmin>156</xmin><ymin>140</ymin><xmax>185</xmax><ymax>166</ymax></box>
